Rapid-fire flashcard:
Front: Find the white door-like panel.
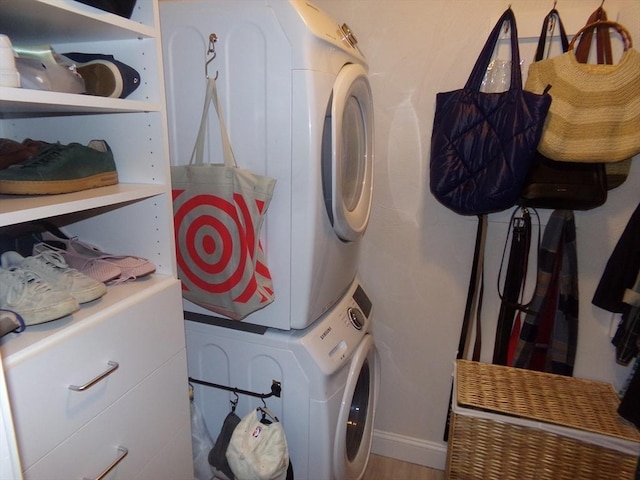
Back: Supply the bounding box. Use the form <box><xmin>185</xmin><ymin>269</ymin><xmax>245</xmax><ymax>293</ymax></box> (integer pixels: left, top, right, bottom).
<box><xmin>333</xmin><ymin>334</ymin><xmax>379</xmax><ymax>479</ymax></box>
<box><xmin>328</xmin><ymin>63</ymin><xmax>374</xmax><ymax>242</ymax></box>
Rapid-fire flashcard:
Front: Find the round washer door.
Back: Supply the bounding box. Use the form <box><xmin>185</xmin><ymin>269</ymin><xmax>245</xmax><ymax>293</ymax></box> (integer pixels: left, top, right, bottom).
<box><xmin>326</xmin><ymin>63</ymin><xmax>374</xmax><ymax>242</ymax></box>
<box><xmin>333</xmin><ymin>333</ymin><xmax>380</xmax><ymax>480</ymax></box>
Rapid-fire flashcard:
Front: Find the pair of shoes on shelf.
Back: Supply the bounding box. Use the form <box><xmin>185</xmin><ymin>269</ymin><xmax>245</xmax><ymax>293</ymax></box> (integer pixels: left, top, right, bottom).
<box><xmin>62</xmin><ymin>52</ymin><xmax>140</xmax><ymax>99</ymax></box>
<box><xmin>34</xmin><ymin>231</ymin><xmax>156</xmax><ymax>284</ymax></box>
<box><xmin>0</xmin><ymin>138</ymin><xmax>46</xmax><ymax>170</ymax></box>
<box><xmin>14</xmin><ymin>45</ymin><xmax>85</xmax><ymax>94</ymax></box>
<box><xmin>0</xmin><ymin>249</ymin><xmax>107</xmax><ymax>326</ymax></box>
<box><xmin>1</xmin><ymin>250</ymin><xmax>107</xmax><ymax>304</ymax></box>
<box><xmin>0</xmin><ymin>139</ymin><xmax>118</xmax><ymax>195</ymax></box>
<box><xmin>0</xmin><ymin>34</ymin><xmax>20</xmax><ymax>88</ymax></box>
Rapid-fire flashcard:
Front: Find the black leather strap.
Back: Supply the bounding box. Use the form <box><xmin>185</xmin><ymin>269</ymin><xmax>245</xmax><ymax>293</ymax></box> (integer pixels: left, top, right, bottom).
<box><xmin>535</xmin><ymin>9</ymin><xmax>569</xmax><ymax>61</ymax></box>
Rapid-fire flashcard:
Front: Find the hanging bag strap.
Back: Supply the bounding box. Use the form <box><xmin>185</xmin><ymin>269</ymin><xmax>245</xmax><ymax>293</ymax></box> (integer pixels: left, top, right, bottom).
<box><xmin>444</xmin><ymin>214</ymin><xmax>487</xmax><ymax>441</ymax></box>
<box><xmin>493</xmin><ymin>208</ymin><xmax>541</xmax><ymax>365</ymax></box>
<box><xmin>457</xmin><ymin>214</ymin><xmax>488</xmax><ymax>361</ymax></box>
<box><xmin>575</xmin><ymin>7</ymin><xmax>613</xmax><ymax>64</ymax></box>
<box><xmin>569</xmin><ymin>20</ymin><xmax>632</xmax><ymax>53</ymax></box>
<box><xmin>189</xmin><ymin>77</ymin><xmax>237</xmax><ymax>168</ymax></box>
<box><xmin>535</xmin><ymin>8</ymin><xmax>569</xmax><ymax>60</ymax></box>
<box><xmin>466</xmin><ymin>8</ymin><xmax>522</xmax><ymax>92</ymax></box>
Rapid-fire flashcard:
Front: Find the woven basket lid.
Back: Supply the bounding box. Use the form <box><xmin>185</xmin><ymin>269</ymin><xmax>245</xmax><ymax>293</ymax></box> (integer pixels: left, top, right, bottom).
<box><xmin>455</xmin><ymin>360</ymin><xmax>640</xmax><ymax>443</ymax></box>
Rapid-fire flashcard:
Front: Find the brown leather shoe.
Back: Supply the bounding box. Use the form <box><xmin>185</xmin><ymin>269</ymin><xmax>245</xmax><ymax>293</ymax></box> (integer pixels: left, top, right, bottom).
<box><xmin>0</xmin><ymin>138</ymin><xmax>42</xmax><ymax>170</ymax></box>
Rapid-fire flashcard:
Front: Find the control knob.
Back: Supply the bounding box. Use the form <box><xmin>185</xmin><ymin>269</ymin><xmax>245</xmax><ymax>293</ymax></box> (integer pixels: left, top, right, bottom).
<box><xmin>347</xmin><ymin>307</ymin><xmax>364</xmax><ymax>330</ymax></box>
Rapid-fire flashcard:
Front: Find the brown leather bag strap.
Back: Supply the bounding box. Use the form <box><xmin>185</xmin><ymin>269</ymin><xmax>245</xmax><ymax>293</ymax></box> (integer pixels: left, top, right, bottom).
<box><xmin>570</xmin><ymin>20</ymin><xmax>632</xmax><ymax>54</ymax></box>
<box><xmin>574</xmin><ymin>7</ymin><xmax>614</xmax><ymax>64</ymax></box>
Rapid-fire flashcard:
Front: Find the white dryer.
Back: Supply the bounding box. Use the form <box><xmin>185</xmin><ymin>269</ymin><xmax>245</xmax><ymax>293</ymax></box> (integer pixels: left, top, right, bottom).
<box><xmin>186</xmin><ymin>278</ymin><xmax>379</xmax><ymax>480</ymax></box>
<box><xmin>160</xmin><ymin>0</ymin><xmax>374</xmax><ymax>330</ymax></box>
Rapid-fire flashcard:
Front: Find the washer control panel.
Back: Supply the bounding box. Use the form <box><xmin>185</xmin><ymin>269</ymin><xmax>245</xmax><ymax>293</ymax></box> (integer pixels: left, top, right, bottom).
<box><xmin>301</xmin><ymin>281</ymin><xmax>373</xmax><ymax>375</ymax></box>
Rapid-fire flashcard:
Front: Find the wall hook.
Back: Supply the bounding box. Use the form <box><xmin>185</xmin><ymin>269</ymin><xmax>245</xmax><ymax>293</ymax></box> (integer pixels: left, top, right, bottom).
<box><xmin>205</xmin><ymin>33</ymin><xmax>219</xmax><ymax>80</ymax></box>
<box><xmin>230</xmin><ymin>391</ymin><xmax>239</xmax><ymax>412</ymax></box>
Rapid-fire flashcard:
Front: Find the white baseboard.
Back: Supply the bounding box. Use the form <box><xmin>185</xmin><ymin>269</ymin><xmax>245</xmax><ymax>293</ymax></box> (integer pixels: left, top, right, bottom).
<box><xmin>370</xmin><ymin>429</ymin><xmax>448</xmax><ymax>471</ymax></box>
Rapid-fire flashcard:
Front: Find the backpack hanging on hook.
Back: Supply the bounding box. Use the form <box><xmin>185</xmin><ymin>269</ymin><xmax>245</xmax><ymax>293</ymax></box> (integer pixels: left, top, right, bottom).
<box><xmin>226</xmin><ymin>407</ymin><xmax>291</xmax><ymax>480</ymax></box>
<box><xmin>209</xmin><ymin>398</ymin><xmax>242</xmax><ymax>480</ymax></box>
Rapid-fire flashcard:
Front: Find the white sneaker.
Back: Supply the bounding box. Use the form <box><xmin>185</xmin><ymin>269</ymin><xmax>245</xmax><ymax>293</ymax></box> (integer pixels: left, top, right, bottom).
<box><xmin>0</xmin><ymin>267</ymin><xmax>79</xmax><ymax>326</ymax></box>
<box><xmin>0</xmin><ymin>34</ymin><xmax>20</xmax><ymax>87</ymax></box>
<box><xmin>13</xmin><ymin>45</ymin><xmax>85</xmax><ymax>94</ymax></box>
<box><xmin>1</xmin><ymin>250</ymin><xmax>107</xmax><ymax>304</ymax></box>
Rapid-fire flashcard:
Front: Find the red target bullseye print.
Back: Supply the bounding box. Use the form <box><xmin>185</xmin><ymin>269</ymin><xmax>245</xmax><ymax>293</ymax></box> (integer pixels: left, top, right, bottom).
<box><xmin>173</xmin><ymin>191</ymin><xmax>256</xmax><ymax>298</ymax></box>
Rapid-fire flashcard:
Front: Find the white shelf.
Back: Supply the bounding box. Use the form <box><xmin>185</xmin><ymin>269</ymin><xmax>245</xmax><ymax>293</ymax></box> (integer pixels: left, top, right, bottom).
<box><xmin>0</xmin><ymin>0</ymin><xmax>156</xmax><ymax>45</ymax></box>
<box><xmin>0</xmin><ymin>184</ymin><xmax>165</xmax><ymax>228</ymax></box>
<box><xmin>0</xmin><ymin>87</ymin><xmax>161</xmax><ymax>117</ymax></box>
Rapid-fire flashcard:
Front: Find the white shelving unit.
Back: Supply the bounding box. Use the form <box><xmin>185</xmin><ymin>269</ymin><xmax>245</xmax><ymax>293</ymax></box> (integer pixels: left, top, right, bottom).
<box><xmin>0</xmin><ymin>1</ymin><xmax>193</xmax><ymax>478</ymax></box>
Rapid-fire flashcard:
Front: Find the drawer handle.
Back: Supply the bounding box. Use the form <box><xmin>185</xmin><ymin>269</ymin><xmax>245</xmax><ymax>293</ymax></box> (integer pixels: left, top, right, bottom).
<box><xmin>69</xmin><ymin>361</ymin><xmax>119</xmax><ymax>392</ymax></box>
<box><xmin>83</xmin><ymin>446</ymin><xmax>128</xmax><ymax>480</ymax></box>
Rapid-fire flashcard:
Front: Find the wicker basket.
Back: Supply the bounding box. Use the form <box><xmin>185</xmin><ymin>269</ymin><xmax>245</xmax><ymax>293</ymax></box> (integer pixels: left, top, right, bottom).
<box><xmin>446</xmin><ymin>360</ymin><xmax>640</xmax><ymax>480</ymax></box>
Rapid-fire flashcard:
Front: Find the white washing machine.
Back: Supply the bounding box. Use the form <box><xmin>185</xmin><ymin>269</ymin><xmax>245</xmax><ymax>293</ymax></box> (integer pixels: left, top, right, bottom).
<box><xmin>186</xmin><ymin>278</ymin><xmax>379</xmax><ymax>480</ymax></box>
<box><xmin>160</xmin><ymin>0</ymin><xmax>375</xmax><ymax>330</ymax></box>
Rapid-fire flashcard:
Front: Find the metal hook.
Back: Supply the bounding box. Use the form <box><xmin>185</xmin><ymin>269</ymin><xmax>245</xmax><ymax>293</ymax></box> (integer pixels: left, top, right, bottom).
<box><xmin>205</xmin><ymin>33</ymin><xmax>219</xmax><ymax>80</ymax></box>
<box><xmin>230</xmin><ymin>391</ymin><xmax>239</xmax><ymax>412</ymax></box>
<box><xmin>259</xmin><ymin>398</ymin><xmax>268</xmax><ymax>421</ymax></box>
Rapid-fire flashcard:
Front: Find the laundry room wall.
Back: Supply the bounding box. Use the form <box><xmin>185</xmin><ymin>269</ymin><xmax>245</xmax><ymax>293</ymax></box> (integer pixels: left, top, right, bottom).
<box><xmin>313</xmin><ymin>0</ymin><xmax>640</xmax><ymax>470</ymax></box>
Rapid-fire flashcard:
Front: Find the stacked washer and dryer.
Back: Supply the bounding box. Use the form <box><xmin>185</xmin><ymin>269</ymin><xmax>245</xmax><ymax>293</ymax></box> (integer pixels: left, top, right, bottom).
<box><xmin>160</xmin><ymin>1</ymin><xmax>378</xmax><ymax>479</ymax></box>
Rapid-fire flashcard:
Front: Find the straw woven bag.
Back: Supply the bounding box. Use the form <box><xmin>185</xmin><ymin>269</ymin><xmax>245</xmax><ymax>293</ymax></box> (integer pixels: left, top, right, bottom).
<box><xmin>525</xmin><ymin>20</ymin><xmax>640</xmax><ymax>163</ymax></box>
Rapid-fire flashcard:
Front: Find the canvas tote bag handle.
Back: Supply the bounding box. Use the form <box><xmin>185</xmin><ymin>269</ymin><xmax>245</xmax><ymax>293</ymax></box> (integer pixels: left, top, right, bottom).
<box><xmin>189</xmin><ymin>77</ymin><xmax>237</xmax><ymax>168</ymax></box>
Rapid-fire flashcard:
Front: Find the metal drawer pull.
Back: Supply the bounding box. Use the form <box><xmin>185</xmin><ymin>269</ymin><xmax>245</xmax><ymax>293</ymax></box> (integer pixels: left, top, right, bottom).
<box><xmin>69</xmin><ymin>361</ymin><xmax>119</xmax><ymax>392</ymax></box>
<box><xmin>83</xmin><ymin>446</ymin><xmax>128</xmax><ymax>480</ymax></box>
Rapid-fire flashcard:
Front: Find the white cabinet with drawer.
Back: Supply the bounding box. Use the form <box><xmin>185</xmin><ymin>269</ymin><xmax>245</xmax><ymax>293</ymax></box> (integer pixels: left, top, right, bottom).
<box><xmin>23</xmin><ymin>348</ymin><xmax>192</xmax><ymax>480</ymax></box>
<box><xmin>0</xmin><ymin>1</ymin><xmax>193</xmax><ymax>478</ymax></box>
<box><xmin>3</xmin><ymin>278</ymin><xmax>189</xmax><ymax>472</ymax></box>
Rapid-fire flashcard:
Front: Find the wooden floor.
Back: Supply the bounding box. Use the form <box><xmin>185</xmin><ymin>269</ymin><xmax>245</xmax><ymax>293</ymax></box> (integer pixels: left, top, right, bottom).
<box><xmin>363</xmin><ymin>454</ymin><xmax>445</xmax><ymax>480</ymax></box>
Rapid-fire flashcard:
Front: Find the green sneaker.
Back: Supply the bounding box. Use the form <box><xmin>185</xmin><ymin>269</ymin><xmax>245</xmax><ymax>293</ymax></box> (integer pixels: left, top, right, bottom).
<box><xmin>0</xmin><ymin>140</ymin><xmax>118</xmax><ymax>195</ymax></box>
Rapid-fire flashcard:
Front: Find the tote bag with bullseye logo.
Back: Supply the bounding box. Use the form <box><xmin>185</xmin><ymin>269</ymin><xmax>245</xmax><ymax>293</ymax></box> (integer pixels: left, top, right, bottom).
<box><xmin>171</xmin><ymin>77</ymin><xmax>276</xmax><ymax>320</ymax></box>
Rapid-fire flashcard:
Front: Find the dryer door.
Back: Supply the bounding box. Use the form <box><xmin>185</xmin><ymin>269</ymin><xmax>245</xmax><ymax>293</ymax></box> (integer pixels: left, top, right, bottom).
<box><xmin>333</xmin><ymin>333</ymin><xmax>380</xmax><ymax>480</ymax></box>
<box><xmin>323</xmin><ymin>63</ymin><xmax>374</xmax><ymax>242</ymax></box>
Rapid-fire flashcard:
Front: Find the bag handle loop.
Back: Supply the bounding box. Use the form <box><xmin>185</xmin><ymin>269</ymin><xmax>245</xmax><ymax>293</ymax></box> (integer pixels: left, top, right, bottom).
<box><xmin>575</xmin><ymin>7</ymin><xmax>613</xmax><ymax>64</ymax></box>
<box><xmin>569</xmin><ymin>20</ymin><xmax>632</xmax><ymax>53</ymax></box>
<box><xmin>535</xmin><ymin>9</ymin><xmax>569</xmax><ymax>61</ymax></box>
<box><xmin>466</xmin><ymin>8</ymin><xmax>522</xmax><ymax>92</ymax></box>
<box><xmin>189</xmin><ymin>77</ymin><xmax>238</xmax><ymax>168</ymax></box>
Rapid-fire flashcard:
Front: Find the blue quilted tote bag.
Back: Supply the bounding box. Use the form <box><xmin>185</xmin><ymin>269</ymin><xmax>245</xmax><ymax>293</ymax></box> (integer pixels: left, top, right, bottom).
<box><xmin>430</xmin><ymin>8</ymin><xmax>552</xmax><ymax>216</ymax></box>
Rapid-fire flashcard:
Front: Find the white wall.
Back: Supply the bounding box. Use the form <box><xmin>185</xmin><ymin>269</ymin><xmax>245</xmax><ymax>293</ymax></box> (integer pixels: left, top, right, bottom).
<box><xmin>314</xmin><ymin>0</ymin><xmax>640</xmax><ymax>470</ymax></box>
